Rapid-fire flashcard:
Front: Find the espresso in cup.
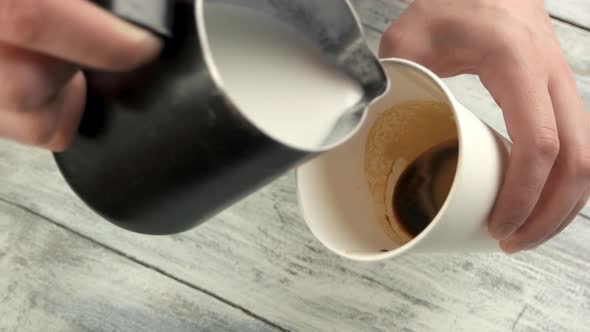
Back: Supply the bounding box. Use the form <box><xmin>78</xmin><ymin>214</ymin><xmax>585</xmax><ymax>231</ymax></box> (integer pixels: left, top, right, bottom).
<box><xmin>393</xmin><ymin>139</ymin><xmax>458</xmax><ymax>237</ymax></box>
<box><xmin>365</xmin><ymin>100</ymin><xmax>459</xmax><ymax>245</ymax></box>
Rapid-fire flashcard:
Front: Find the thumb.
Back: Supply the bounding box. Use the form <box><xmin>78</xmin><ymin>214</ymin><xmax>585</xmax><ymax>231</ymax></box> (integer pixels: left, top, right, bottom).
<box><xmin>379</xmin><ymin>24</ymin><xmax>433</xmax><ymax>64</ymax></box>
<box><xmin>378</xmin><ymin>17</ymin><xmax>478</xmax><ymax>78</ymax></box>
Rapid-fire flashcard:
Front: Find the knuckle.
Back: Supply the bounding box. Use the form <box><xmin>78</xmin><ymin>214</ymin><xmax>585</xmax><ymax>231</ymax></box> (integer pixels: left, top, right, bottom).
<box><xmin>531</xmin><ymin>126</ymin><xmax>560</xmax><ymax>159</ymax></box>
<box><xmin>379</xmin><ymin>27</ymin><xmax>404</xmax><ymax>57</ymax></box>
<box><xmin>493</xmin><ymin>21</ymin><xmax>539</xmax><ymax>58</ymax></box>
<box><xmin>490</xmin><ymin>18</ymin><xmax>518</xmax><ymax>40</ymax></box>
<box><xmin>379</xmin><ymin>27</ymin><xmax>434</xmax><ymax>68</ymax></box>
<box><xmin>1</xmin><ymin>0</ymin><xmax>45</xmax><ymax>45</ymax></box>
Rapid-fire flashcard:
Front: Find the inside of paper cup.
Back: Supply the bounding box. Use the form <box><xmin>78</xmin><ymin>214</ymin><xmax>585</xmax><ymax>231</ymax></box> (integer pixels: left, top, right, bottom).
<box><xmin>297</xmin><ymin>60</ymin><xmax>459</xmax><ymax>259</ymax></box>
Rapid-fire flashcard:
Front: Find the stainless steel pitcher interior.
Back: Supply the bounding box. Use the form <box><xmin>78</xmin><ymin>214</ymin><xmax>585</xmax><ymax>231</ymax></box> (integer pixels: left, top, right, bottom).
<box><xmin>197</xmin><ymin>0</ymin><xmax>388</xmax><ymax>150</ymax></box>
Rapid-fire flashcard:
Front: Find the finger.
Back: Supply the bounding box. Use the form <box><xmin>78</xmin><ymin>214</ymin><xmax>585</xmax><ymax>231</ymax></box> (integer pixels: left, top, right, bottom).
<box><xmin>0</xmin><ymin>0</ymin><xmax>161</xmax><ymax>71</ymax></box>
<box><xmin>378</xmin><ymin>7</ymin><xmax>482</xmax><ymax>77</ymax></box>
<box><xmin>499</xmin><ymin>157</ymin><xmax>584</xmax><ymax>253</ymax></box>
<box><xmin>504</xmin><ymin>66</ymin><xmax>590</xmax><ymax>250</ymax></box>
<box><xmin>379</xmin><ymin>20</ymin><xmax>436</xmax><ymax>68</ymax></box>
<box><xmin>0</xmin><ymin>44</ymin><xmax>76</xmax><ymax>109</ymax></box>
<box><xmin>0</xmin><ymin>74</ymin><xmax>84</xmax><ymax>149</ymax></box>
<box><xmin>481</xmin><ymin>58</ymin><xmax>559</xmax><ymax>241</ymax></box>
<box><xmin>0</xmin><ymin>48</ymin><xmax>85</xmax><ymax>148</ymax></box>
<box><xmin>543</xmin><ymin>186</ymin><xmax>590</xmax><ymax>244</ymax></box>
<box><xmin>501</xmin><ymin>64</ymin><xmax>590</xmax><ymax>252</ymax></box>
<box><xmin>43</xmin><ymin>71</ymin><xmax>86</xmax><ymax>151</ymax></box>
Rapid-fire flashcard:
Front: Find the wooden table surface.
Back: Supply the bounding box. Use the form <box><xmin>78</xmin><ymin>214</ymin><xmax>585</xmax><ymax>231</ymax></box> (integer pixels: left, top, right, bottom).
<box><xmin>1</xmin><ymin>1</ymin><xmax>589</xmax><ymax>331</ymax></box>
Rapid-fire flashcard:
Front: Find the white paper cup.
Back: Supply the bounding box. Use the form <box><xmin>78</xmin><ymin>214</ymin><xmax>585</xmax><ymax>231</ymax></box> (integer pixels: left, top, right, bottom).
<box><xmin>297</xmin><ymin>58</ymin><xmax>510</xmax><ymax>261</ymax></box>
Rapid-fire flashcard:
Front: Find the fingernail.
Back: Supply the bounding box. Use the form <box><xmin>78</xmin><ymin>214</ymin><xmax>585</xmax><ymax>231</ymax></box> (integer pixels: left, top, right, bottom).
<box><xmin>500</xmin><ymin>241</ymin><xmax>519</xmax><ymax>254</ymax></box>
<box><xmin>500</xmin><ymin>240</ymin><xmax>530</xmax><ymax>255</ymax></box>
<box><xmin>491</xmin><ymin>223</ymin><xmax>517</xmax><ymax>240</ymax></box>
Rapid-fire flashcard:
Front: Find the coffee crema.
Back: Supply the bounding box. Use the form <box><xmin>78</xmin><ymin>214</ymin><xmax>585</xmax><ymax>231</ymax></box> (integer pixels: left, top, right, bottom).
<box><xmin>393</xmin><ymin>139</ymin><xmax>458</xmax><ymax>237</ymax></box>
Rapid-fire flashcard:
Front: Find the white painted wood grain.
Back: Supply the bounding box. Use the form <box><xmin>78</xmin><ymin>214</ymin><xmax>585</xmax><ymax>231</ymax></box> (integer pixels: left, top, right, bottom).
<box><xmin>546</xmin><ymin>0</ymin><xmax>590</xmax><ymax>30</ymax></box>
<box><xmin>0</xmin><ymin>1</ymin><xmax>589</xmax><ymax>331</ymax></box>
<box><xmin>0</xmin><ymin>200</ymin><xmax>278</xmax><ymax>332</ymax></box>
<box><xmin>1</xmin><ymin>142</ymin><xmax>590</xmax><ymax>332</ymax></box>
<box><xmin>356</xmin><ymin>0</ymin><xmax>590</xmax><ymax>31</ymax></box>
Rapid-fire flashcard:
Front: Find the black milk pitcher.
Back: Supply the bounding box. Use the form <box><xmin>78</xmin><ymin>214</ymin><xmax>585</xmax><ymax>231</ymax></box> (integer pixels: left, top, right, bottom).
<box><xmin>54</xmin><ymin>0</ymin><xmax>387</xmax><ymax>235</ymax></box>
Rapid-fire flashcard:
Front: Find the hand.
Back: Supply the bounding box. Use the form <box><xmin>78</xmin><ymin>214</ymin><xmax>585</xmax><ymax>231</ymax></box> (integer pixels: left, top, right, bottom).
<box><xmin>0</xmin><ymin>0</ymin><xmax>161</xmax><ymax>151</ymax></box>
<box><xmin>379</xmin><ymin>0</ymin><xmax>590</xmax><ymax>253</ymax></box>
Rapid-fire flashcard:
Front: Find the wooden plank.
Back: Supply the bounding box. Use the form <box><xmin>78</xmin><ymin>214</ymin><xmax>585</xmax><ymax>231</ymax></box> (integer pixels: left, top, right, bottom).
<box><xmin>1</xmin><ymin>0</ymin><xmax>590</xmax><ymax>331</ymax></box>
<box><xmin>546</xmin><ymin>0</ymin><xmax>590</xmax><ymax>30</ymax></box>
<box><xmin>0</xmin><ymin>200</ymin><xmax>280</xmax><ymax>332</ymax></box>
<box><xmin>2</xmin><ymin>142</ymin><xmax>590</xmax><ymax>331</ymax></box>
<box><xmin>356</xmin><ymin>0</ymin><xmax>590</xmax><ymax>31</ymax></box>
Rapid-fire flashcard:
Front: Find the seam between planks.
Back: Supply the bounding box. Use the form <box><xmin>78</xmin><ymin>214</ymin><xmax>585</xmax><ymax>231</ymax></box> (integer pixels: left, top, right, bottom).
<box><xmin>550</xmin><ymin>14</ymin><xmax>590</xmax><ymax>33</ymax></box>
<box><xmin>0</xmin><ymin>196</ymin><xmax>291</xmax><ymax>332</ymax></box>
<box><xmin>362</xmin><ymin>23</ymin><xmax>383</xmax><ymax>35</ymax></box>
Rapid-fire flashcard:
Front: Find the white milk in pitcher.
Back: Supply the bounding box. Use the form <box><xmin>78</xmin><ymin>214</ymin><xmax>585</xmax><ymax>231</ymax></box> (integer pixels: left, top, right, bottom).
<box><xmin>204</xmin><ymin>3</ymin><xmax>364</xmax><ymax>150</ymax></box>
